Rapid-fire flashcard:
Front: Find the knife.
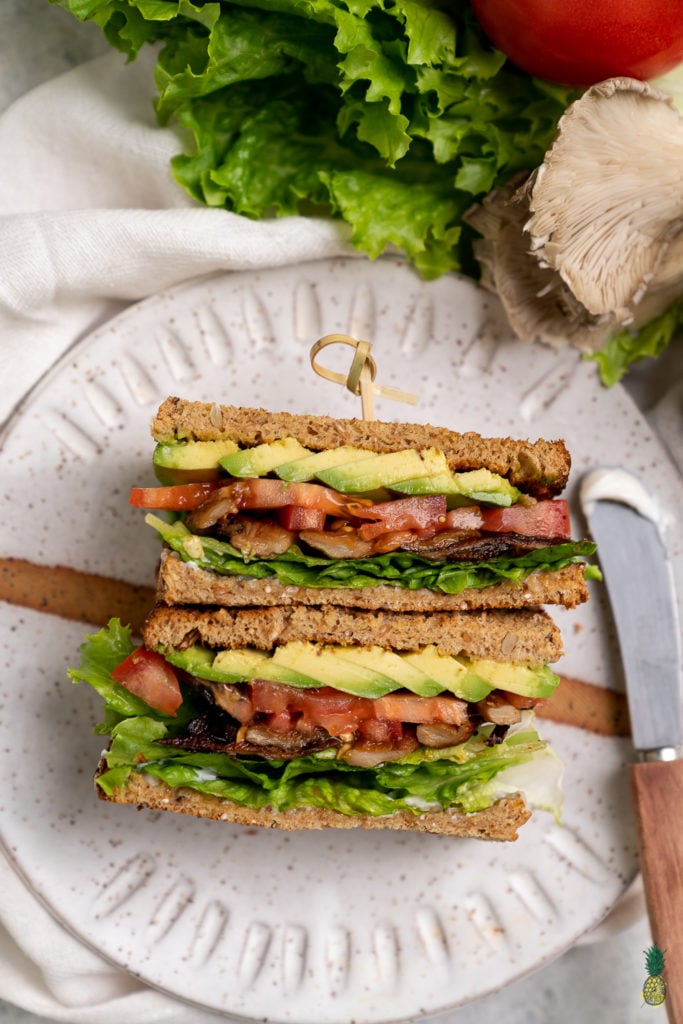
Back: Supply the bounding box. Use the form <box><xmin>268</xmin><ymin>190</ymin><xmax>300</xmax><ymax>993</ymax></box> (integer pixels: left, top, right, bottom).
<box><xmin>580</xmin><ymin>468</ymin><xmax>683</xmax><ymax>1023</ymax></box>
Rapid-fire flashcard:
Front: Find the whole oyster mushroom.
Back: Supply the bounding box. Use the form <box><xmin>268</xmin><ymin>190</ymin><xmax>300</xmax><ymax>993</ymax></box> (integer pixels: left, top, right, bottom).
<box><xmin>465</xmin><ymin>78</ymin><xmax>683</xmax><ymax>352</ymax></box>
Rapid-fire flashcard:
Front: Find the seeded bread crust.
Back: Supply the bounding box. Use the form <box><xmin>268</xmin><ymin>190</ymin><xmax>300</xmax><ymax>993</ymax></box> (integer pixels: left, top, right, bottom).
<box><xmin>95</xmin><ymin>762</ymin><xmax>531</xmax><ymax>841</ymax></box>
<box><xmin>143</xmin><ymin>603</ymin><xmax>563</xmax><ymax>664</ymax></box>
<box><xmin>151</xmin><ymin>397</ymin><xmax>570</xmax><ymax>498</ymax></box>
<box><xmin>156</xmin><ymin>549</ymin><xmax>589</xmax><ymax>611</ymax></box>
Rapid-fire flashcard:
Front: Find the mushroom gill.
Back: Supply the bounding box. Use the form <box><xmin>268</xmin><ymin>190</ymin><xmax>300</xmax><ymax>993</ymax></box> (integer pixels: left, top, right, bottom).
<box><xmin>465</xmin><ymin>78</ymin><xmax>683</xmax><ymax>353</ymax></box>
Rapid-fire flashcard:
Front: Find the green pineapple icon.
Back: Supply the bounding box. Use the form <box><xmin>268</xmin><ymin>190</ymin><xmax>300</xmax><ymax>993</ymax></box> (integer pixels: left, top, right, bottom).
<box><xmin>642</xmin><ymin>945</ymin><xmax>667</xmax><ymax>1006</ymax></box>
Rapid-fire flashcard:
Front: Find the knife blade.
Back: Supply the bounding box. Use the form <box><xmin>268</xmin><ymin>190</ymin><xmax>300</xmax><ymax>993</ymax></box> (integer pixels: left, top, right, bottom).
<box><xmin>581</xmin><ymin>467</ymin><xmax>683</xmax><ymax>1024</ymax></box>
<box><xmin>580</xmin><ymin>470</ymin><xmax>682</xmax><ymax>754</ymax></box>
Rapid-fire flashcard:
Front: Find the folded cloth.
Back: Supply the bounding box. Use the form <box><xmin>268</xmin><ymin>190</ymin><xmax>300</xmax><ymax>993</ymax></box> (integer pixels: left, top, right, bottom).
<box><xmin>0</xmin><ymin>848</ymin><xmax>222</xmax><ymax>1024</ymax></box>
<box><xmin>0</xmin><ymin>46</ymin><xmax>354</xmax><ymax>1024</ymax></box>
<box><xmin>0</xmin><ymin>46</ymin><xmax>354</xmax><ymax>430</ymax></box>
<box><xmin>0</xmin><ymin>44</ymin><xmax>651</xmax><ymax>1024</ymax></box>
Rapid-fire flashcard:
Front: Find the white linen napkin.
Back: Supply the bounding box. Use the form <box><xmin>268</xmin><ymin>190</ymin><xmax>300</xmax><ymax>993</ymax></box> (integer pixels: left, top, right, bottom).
<box><xmin>0</xmin><ymin>46</ymin><xmax>354</xmax><ymax>1024</ymax></box>
<box><xmin>0</xmin><ymin>46</ymin><xmax>651</xmax><ymax>1024</ymax></box>
<box><xmin>0</xmin><ymin>46</ymin><xmax>355</xmax><ymax>430</ymax></box>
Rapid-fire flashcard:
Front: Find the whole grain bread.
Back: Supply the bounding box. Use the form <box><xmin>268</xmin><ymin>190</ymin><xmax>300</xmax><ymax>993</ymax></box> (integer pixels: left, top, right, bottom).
<box><xmin>156</xmin><ymin>549</ymin><xmax>589</xmax><ymax>611</ymax></box>
<box><xmin>152</xmin><ymin>397</ymin><xmax>570</xmax><ymax>498</ymax></box>
<box><xmin>95</xmin><ymin>762</ymin><xmax>531</xmax><ymax>841</ymax></box>
<box><xmin>143</xmin><ymin>603</ymin><xmax>563</xmax><ymax>664</ymax></box>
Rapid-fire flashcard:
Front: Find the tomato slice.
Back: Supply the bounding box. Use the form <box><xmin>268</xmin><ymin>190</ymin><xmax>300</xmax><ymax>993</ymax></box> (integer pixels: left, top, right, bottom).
<box><xmin>111</xmin><ymin>648</ymin><xmax>183</xmax><ymax>716</ymax></box>
<box><xmin>129</xmin><ymin>482</ymin><xmax>222</xmax><ymax>510</ymax></box>
<box><xmin>231</xmin><ymin>478</ymin><xmax>355</xmax><ymax>516</ymax></box>
<box><xmin>249</xmin><ymin>681</ymin><xmax>468</xmax><ymax>732</ymax></box>
<box><xmin>277</xmin><ymin>505</ymin><xmax>327</xmax><ymax>531</ymax></box>
<box><xmin>480</xmin><ymin>500</ymin><xmax>570</xmax><ymax>539</ymax></box>
<box><xmin>350</xmin><ymin>495</ymin><xmax>447</xmax><ymax>540</ymax></box>
<box><xmin>251</xmin><ymin>681</ymin><xmax>374</xmax><ymax>736</ymax></box>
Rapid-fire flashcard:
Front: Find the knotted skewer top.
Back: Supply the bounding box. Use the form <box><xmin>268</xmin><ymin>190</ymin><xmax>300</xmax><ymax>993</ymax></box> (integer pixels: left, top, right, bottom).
<box><xmin>309</xmin><ymin>334</ymin><xmax>418</xmax><ymax>421</ymax></box>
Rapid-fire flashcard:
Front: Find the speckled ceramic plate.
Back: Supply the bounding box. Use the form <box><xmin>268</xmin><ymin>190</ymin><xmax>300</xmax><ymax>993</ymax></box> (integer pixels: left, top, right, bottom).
<box><xmin>1</xmin><ymin>257</ymin><xmax>682</xmax><ymax>1023</ymax></box>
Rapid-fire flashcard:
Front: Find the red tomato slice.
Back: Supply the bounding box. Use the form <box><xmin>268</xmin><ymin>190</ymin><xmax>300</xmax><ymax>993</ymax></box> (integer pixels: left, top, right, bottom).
<box><xmin>266</xmin><ymin>709</ymin><xmax>296</xmax><ymax>734</ymax></box>
<box><xmin>250</xmin><ymin>681</ymin><xmax>468</xmax><ymax>731</ymax></box>
<box><xmin>251</xmin><ymin>681</ymin><xmax>374</xmax><ymax>736</ymax></box>
<box><xmin>250</xmin><ymin>679</ymin><xmax>293</xmax><ymax>715</ymax></box>
<box><xmin>129</xmin><ymin>482</ymin><xmax>222</xmax><ymax>510</ymax></box>
<box><xmin>480</xmin><ymin>500</ymin><xmax>570</xmax><ymax>539</ymax></box>
<box><xmin>111</xmin><ymin>648</ymin><xmax>183</xmax><ymax>716</ymax></box>
<box><xmin>217</xmin><ymin>478</ymin><xmax>355</xmax><ymax>516</ymax></box>
<box><xmin>277</xmin><ymin>505</ymin><xmax>327</xmax><ymax>531</ymax></box>
<box><xmin>351</xmin><ymin>495</ymin><xmax>447</xmax><ymax>540</ymax></box>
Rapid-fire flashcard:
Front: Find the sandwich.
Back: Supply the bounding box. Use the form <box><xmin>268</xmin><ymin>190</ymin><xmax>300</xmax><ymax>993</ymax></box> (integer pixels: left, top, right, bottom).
<box><xmin>138</xmin><ymin>397</ymin><xmax>595</xmax><ymax>611</ymax></box>
<box><xmin>70</xmin><ymin>399</ymin><xmax>597</xmax><ymax>841</ymax></box>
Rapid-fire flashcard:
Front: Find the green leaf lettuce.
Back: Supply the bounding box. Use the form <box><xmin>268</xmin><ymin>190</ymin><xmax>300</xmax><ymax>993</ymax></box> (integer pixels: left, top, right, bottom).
<box><xmin>147</xmin><ymin>514</ymin><xmax>599</xmax><ymax>595</ymax></box>
<box><xmin>50</xmin><ymin>0</ymin><xmax>576</xmax><ymax>278</ymax></box>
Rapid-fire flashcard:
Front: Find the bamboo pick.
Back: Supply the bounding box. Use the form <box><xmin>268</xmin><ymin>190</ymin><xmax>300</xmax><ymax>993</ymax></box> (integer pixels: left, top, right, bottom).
<box><xmin>309</xmin><ymin>334</ymin><xmax>418</xmax><ymax>420</ymax></box>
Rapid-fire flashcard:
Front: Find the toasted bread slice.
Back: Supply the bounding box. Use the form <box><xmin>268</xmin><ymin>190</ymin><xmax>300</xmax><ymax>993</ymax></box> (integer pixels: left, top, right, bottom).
<box><xmin>143</xmin><ymin>603</ymin><xmax>563</xmax><ymax>664</ymax></box>
<box><xmin>156</xmin><ymin>549</ymin><xmax>589</xmax><ymax>612</ymax></box>
<box><xmin>95</xmin><ymin>761</ymin><xmax>531</xmax><ymax>841</ymax></box>
<box><xmin>152</xmin><ymin>397</ymin><xmax>570</xmax><ymax>498</ymax></box>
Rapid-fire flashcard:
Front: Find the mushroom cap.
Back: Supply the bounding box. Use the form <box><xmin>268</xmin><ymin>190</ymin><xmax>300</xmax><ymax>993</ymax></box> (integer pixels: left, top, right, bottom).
<box><xmin>525</xmin><ymin>77</ymin><xmax>683</xmax><ymax>321</ymax></box>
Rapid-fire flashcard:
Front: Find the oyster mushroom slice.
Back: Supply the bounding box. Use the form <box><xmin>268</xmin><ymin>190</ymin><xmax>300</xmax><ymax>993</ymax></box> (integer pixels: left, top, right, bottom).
<box><xmin>524</xmin><ymin>77</ymin><xmax>683</xmax><ymax>322</ymax></box>
<box><xmin>466</xmin><ymin>173</ymin><xmax>616</xmax><ymax>352</ymax></box>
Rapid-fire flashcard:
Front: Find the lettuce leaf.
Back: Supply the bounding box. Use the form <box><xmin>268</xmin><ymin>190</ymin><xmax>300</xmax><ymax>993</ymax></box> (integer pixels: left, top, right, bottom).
<box><xmin>588</xmin><ymin>296</ymin><xmax>683</xmax><ymax>387</ymax></box>
<box><xmin>50</xmin><ymin>0</ymin><xmax>576</xmax><ymax>278</ymax></box>
<box><xmin>68</xmin><ymin>619</ymin><xmax>197</xmax><ymax>731</ymax></box>
<box><xmin>148</xmin><ymin>514</ymin><xmax>599</xmax><ymax>594</ymax></box>
<box><xmin>96</xmin><ymin>712</ymin><xmax>559</xmax><ymax>817</ymax></box>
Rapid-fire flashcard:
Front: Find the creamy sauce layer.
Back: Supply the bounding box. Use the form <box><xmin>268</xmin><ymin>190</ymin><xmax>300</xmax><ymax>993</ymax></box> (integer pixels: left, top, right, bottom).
<box><xmin>580</xmin><ymin>467</ymin><xmax>667</xmax><ymax>533</ymax></box>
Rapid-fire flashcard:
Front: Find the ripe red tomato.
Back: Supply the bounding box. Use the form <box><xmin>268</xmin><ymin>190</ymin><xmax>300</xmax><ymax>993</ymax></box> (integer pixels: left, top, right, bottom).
<box><xmin>277</xmin><ymin>505</ymin><xmax>327</xmax><ymax>530</ymax></box>
<box><xmin>479</xmin><ymin>499</ymin><xmax>571</xmax><ymax>539</ymax></box>
<box><xmin>129</xmin><ymin>481</ymin><xmax>222</xmax><ymax>510</ymax></box>
<box><xmin>111</xmin><ymin>648</ymin><xmax>183</xmax><ymax>716</ymax></box>
<box><xmin>470</xmin><ymin>0</ymin><xmax>683</xmax><ymax>86</ymax></box>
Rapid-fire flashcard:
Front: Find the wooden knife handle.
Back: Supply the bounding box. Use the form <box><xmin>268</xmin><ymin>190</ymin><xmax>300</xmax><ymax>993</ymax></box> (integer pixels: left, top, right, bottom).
<box><xmin>630</xmin><ymin>758</ymin><xmax>683</xmax><ymax>1023</ymax></box>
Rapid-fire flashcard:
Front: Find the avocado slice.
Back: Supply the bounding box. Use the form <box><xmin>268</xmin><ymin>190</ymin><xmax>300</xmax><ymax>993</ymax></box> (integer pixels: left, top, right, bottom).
<box><xmin>219</xmin><ymin>437</ymin><xmax>310</xmax><ymax>478</ymax></box>
<box><xmin>335</xmin><ymin>646</ymin><xmax>443</xmax><ymax>696</ymax></box>
<box><xmin>317</xmin><ymin>448</ymin><xmax>450</xmax><ymax>493</ymax></box>
<box><xmin>211</xmin><ymin>649</ymin><xmax>270</xmax><ymax>681</ymax></box>
<box><xmin>463</xmin><ymin>658</ymin><xmax>559</xmax><ymax>698</ymax></box>
<box><xmin>403</xmin><ymin>646</ymin><xmax>492</xmax><ymax>701</ymax></box>
<box><xmin>162</xmin><ymin>643</ymin><xmax>557</xmax><ymax>702</ymax></box>
<box><xmin>269</xmin><ymin>642</ymin><xmax>396</xmax><ymax>698</ymax></box>
<box><xmin>276</xmin><ymin>445</ymin><xmax>375</xmax><ymax>482</ymax></box>
<box><xmin>160</xmin><ymin>644</ymin><xmax>261</xmax><ymax>683</ymax></box>
<box><xmin>393</xmin><ymin>468</ymin><xmax>521</xmax><ymax>507</ymax></box>
<box><xmin>153</xmin><ymin>439</ymin><xmax>240</xmax><ymax>483</ymax></box>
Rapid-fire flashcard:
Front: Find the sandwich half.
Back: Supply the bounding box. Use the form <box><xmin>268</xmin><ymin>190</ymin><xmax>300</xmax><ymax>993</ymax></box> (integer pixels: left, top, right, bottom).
<box><xmin>72</xmin><ymin>607</ymin><xmax>564</xmax><ymax>841</ymax></box>
<box><xmin>68</xmin><ymin>398</ymin><xmax>596</xmax><ymax>841</ymax></box>
<box><xmin>135</xmin><ymin>397</ymin><xmax>597</xmax><ymax>611</ymax></box>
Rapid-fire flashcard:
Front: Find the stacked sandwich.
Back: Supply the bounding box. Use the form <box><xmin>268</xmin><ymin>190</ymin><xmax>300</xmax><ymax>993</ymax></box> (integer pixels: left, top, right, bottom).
<box><xmin>71</xmin><ymin>397</ymin><xmax>597</xmax><ymax>841</ymax></box>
